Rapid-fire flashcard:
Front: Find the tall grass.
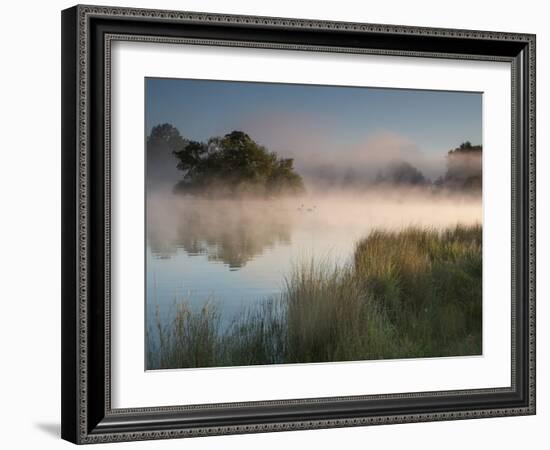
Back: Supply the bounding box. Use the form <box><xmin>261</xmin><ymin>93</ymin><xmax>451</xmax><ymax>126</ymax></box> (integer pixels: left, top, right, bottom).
<box><xmin>147</xmin><ymin>224</ymin><xmax>482</xmax><ymax>370</ymax></box>
<box><xmin>147</xmin><ymin>299</ymin><xmax>221</xmax><ymax>369</ymax></box>
<box><xmin>354</xmin><ymin>224</ymin><xmax>482</xmax><ymax>358</ymax></box>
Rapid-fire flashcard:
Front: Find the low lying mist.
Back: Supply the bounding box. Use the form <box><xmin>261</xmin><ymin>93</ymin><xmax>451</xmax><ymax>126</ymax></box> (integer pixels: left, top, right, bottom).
<box><xmin>147</xmin><ymin>187</ymin><xmax>482</xmax><ymax>267</ymax></box>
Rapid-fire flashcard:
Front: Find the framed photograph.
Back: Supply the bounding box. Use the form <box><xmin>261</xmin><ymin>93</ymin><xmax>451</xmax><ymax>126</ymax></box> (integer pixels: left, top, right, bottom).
<box><xmin>61</xmin><ymin>4</ymin><xmax>536</xmax><ymax>444</ymax></box>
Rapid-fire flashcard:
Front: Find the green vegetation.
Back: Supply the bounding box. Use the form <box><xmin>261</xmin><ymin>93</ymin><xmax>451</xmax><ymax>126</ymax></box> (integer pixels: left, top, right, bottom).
<box><xmin>147</xmin><ymin>224</ymin><xmax>482</xmax><ymax>369</ymax></box>
<box><xmin>172</xmin><ymin>130</ymin><xmax>305</xmax><ymax>197</ymax></box>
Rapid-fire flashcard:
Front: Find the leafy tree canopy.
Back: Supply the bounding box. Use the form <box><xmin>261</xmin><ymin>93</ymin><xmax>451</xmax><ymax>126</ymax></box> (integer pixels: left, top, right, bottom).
<box><xmin>449</xmin><ymin>141</ymin><xmax>482</xmax><ymax>155</ymax></box>
<box><xmin>173</xmin><ymin>130</ymin><xmax>305</xmax><ymax>197</ymax></box>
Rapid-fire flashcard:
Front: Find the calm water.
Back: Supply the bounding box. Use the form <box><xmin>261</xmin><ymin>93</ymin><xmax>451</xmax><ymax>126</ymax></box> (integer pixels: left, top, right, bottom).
<box><xmin>145</xmin><ymin>190</ymin><xmax>482</xmax><ymax>338</ymax></box>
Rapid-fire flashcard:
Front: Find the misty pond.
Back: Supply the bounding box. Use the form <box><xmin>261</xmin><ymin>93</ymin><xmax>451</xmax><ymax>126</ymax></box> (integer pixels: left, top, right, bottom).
<box><xmin>144</xmin><ymin>79</ymin><xmax>484</xmax><ymax>369</ymax></box>
<box><xmin>146</xmin><ymin>190</ymin><xmax>481</xmax><ymax>347</ymax></box>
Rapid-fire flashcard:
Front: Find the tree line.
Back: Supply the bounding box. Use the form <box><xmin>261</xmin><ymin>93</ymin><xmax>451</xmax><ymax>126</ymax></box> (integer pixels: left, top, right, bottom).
<box><xmin>147</xmin><ymin>123</ymin><xmax>481</xmax><ymax>194</ymax></box>
<box><xmin>147</xmin><ymin>124</ymin><xmax>304</xmax><ymax>196</ymax></box>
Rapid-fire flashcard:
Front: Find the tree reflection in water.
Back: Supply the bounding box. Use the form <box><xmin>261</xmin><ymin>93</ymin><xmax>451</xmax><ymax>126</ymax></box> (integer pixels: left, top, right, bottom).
<box><xmin>147</xmin><ymin>197</ymin><xmax>294</xmax><ymax>269</ymax></box>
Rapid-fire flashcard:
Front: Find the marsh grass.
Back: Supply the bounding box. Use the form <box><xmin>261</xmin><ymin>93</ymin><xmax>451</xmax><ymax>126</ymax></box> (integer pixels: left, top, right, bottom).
<box><xmin>354</xmin><ymin>224</ymin><xmax>482</xmax><ymax>358</ymax></box>
<box><xmin>147</xmin><ymin>298</ymin><xmax>221</xmax><ymax>369</ymax></box>
<box><xmin>146</xmin><ymin>224</ymin><xmax>482</xmax><ymax>370</ymax></box>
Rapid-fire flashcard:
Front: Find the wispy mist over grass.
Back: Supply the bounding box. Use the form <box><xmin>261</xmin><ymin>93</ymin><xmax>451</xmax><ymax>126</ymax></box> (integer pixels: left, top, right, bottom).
<box><xmin>147</xmin><ymin>224</ymin><xmax>482</xmax><ymax>369</ymax></box>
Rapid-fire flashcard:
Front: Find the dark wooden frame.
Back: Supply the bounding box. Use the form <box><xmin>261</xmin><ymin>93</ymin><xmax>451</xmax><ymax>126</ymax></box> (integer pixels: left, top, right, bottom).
<box><xmin>61</xmin><ymin>4</ymin><xmax>536</xmax><ymax>444</ymax></box>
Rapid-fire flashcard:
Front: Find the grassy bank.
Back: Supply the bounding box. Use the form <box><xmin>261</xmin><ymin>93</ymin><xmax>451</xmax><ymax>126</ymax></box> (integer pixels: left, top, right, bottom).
<box><xmin>147</xmin><ymin>224</ymin><xmax>482</xmax><ymax>369</ymax></box>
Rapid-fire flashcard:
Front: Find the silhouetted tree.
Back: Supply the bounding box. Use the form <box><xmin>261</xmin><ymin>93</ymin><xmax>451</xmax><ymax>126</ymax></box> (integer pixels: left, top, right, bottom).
<box><xmin>148</xmin><ymin>123</ymin><xmax>186</xmax><ymax>150</ymax></box>
<box><xmin>376</xmin><ymin>161</ymin><xmax>428</xmax><ymax>186</ymax></box>
<box><xmin>443</xmin><ymin>142</ymin><xmax>482</xmax><ymax>191</ymax></box>
<box><xmin>173</xmin><ymin>131</ymin><xmax>304</xmax><ymax>196</ymax></box>
<box><xmin>147</xmin><ymin>123</ymin><xmax>187</xmax><ymax>184</ymax></box>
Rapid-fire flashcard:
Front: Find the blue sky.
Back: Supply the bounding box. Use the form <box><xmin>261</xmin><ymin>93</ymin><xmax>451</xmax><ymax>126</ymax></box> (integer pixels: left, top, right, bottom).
<box><xmin>145</xmin><ymin>77</ymin><xmax>482</xmax><ymax>178</ymax></box>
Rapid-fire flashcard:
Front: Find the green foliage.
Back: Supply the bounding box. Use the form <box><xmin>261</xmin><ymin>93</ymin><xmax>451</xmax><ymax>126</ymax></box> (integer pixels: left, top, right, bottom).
<box><xmin>173</xmin><ymin>130</ymin><xmax>305</xmax><ymax>196</ymax></box>
<box><xmin>354</xmin><ymin>224</ymin><xmax>482</xmax><ymax>357</ymax></box>
<box><xmin>147</xmin><ymin>225</ymin><xmax>482</xmax><ymax>369</ymax></box>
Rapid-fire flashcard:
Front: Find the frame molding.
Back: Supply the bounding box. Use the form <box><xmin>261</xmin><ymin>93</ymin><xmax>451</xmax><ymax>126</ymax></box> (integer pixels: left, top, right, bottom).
<box><xmin>61</xmin><ymin>4</ymin><xmax>536</xmax><ymax>444</ymax></box>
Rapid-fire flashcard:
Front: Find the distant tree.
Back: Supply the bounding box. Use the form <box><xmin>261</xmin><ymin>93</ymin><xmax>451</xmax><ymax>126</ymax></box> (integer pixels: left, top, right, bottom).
<box><xmin>376</xmin><ymin>161</ymin><xmax>428</xmax><ymax>186</ymax></box>
<box><xmin>443</xmin><ymin>142</ymin><xmax>482</xmax><ymax>191</ymax></box>
<box><xmin>148</xmin><ymin>123</ymin><xmax>186</xmax><ymax>150</ymax></box>
<box><xmin>173</xmin><ymin>131</ymin><xmax>304</xmax><ymax>196</ymax></box>
<box><xmin>147</xmin><ymin>123</ymin><xmax>187</xmax><ymax>184</ymax></box>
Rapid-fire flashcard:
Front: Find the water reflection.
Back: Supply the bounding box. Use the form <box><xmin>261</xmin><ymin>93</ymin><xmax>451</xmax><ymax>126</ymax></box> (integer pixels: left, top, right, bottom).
<box><xmin>147</xmin><ymin>196</ymin><xmax>294</xmax><ymax>269</ymax></box>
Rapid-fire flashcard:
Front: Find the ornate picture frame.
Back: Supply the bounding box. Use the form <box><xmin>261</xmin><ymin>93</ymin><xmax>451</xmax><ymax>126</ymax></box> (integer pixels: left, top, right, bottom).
<box><xmin>61</xmin><ymin>4</ymin><xmax>536</xmax><ymax>444</ymax></box>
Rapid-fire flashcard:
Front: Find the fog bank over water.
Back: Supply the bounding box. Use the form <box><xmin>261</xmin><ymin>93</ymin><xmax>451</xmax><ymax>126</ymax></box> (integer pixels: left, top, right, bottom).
<box><xmin>147</xmin><ymin>187</ymin><xmax>482</xmax><ymax>266</ymax></box>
